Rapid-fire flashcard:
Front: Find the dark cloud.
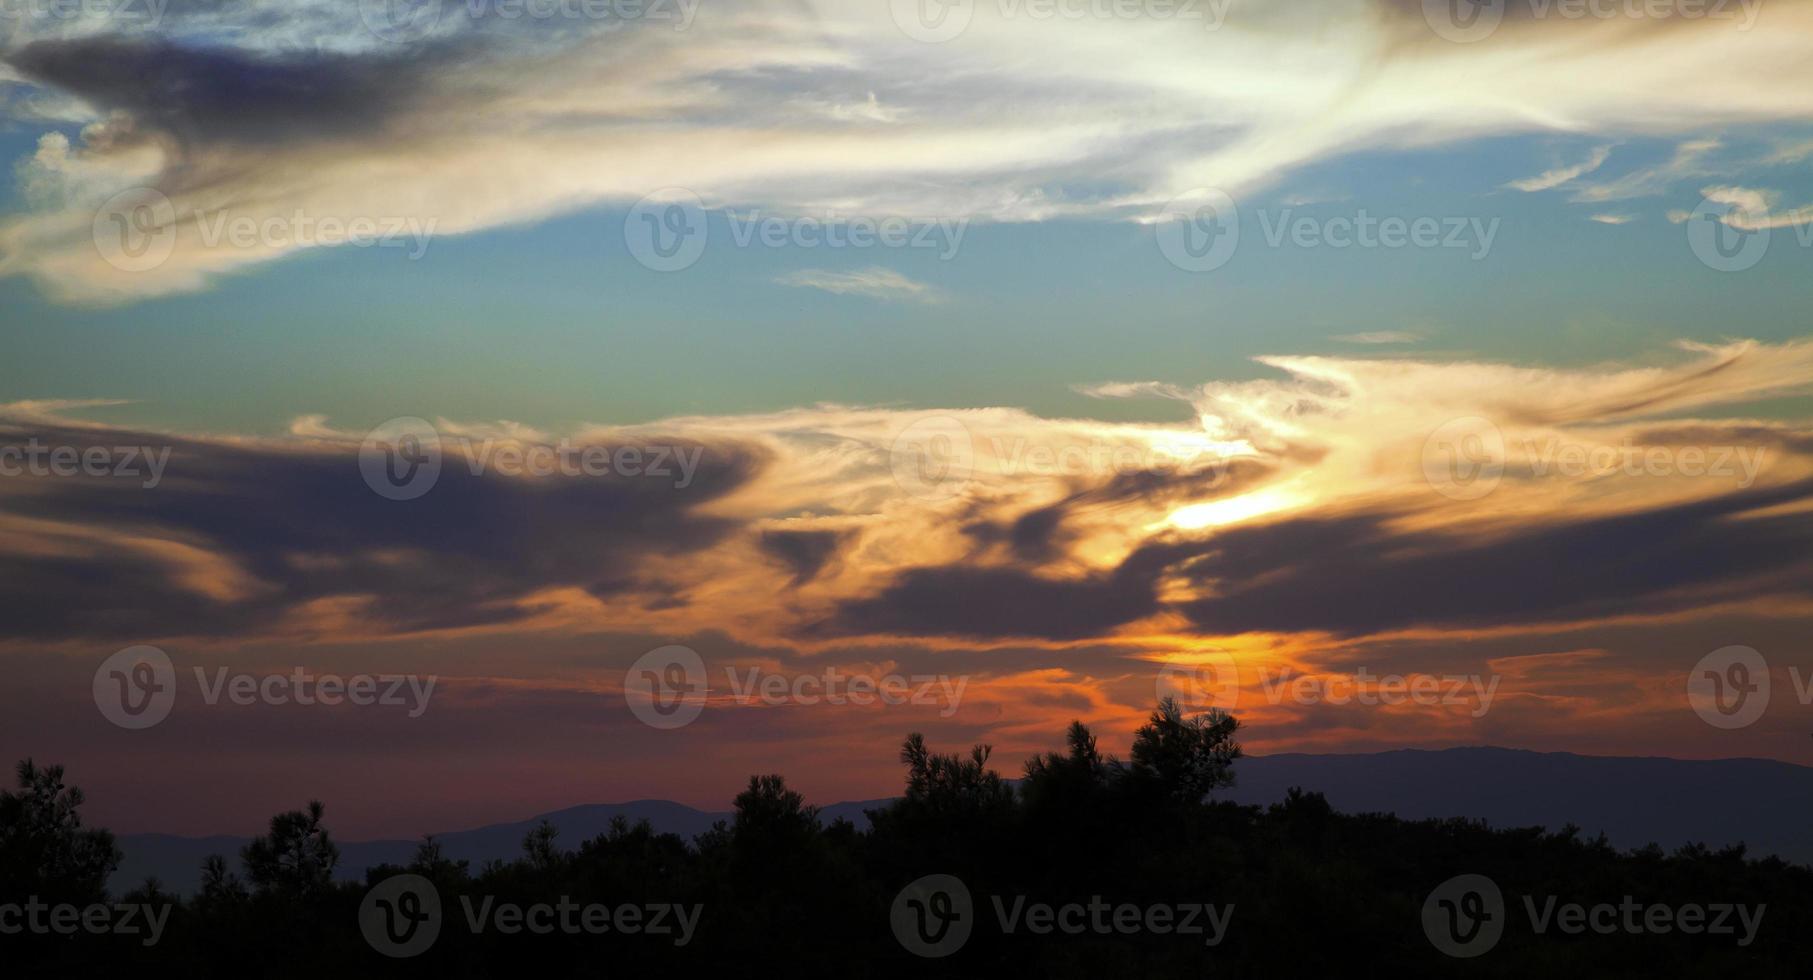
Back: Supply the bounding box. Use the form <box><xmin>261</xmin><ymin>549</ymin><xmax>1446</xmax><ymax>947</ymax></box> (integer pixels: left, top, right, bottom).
<box><xmin>3</xmin><ymin>36</ymin><xmax>460</xmax><ymax>149</ymax></box>
<box><xmin>816</xmin><ymin>540</ymin><xmax>1194</xmax><ymax>641</ymax></box>
<box><xmin>0</xmin><ymin>421</ymin><xmax>767</xmax><ymax>640</ymax></box>
<box><xmin>758</xmin><ymin>528</ymin><xmax>849</xmax><ymax>587</ymax></box>
<box><xmin>820</xmin><ymin>477</ymin><xmax>1813</xmax><ymax>641</ymax></box>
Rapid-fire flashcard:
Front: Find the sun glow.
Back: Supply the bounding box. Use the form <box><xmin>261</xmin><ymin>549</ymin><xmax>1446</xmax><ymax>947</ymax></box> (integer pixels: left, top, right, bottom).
<box><xmin>1163</xmin><ymin>484</ymin><xmax>1303</xmax><ymax>531</ymax></box>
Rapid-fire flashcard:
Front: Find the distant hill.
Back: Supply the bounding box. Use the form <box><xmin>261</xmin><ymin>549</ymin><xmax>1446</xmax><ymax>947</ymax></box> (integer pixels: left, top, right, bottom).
<box><xmin>113</xmin><ymin>748</ymin><xmax>1811</xmax><ymax>895</ymax></box>
<box><xmin>1220</xmin><ymin>746</ymin><xmax>1813</xmax><ymax>865</ymax></box>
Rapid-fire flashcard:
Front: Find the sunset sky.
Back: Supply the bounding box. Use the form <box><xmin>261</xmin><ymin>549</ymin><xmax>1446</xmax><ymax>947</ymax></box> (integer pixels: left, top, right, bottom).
<box><xmin>2</xmin><ymin>0</ymin><xmax>1811</xmax><ymax>840</ymax></box>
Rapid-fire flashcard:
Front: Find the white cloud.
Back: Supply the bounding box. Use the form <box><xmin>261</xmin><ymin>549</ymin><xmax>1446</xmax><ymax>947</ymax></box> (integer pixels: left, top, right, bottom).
<box><xmin>1505</xmin><ymin>145</ymin><xmax>1612</xmax><ymax>192</ymax></box>
<box><xmin>6</xmin><ymin>3</ymin><xmax>1813</xmax><ymax>302</ymax></box>
<box><xmin>773</xmin><ymin>266</ymin><xmax>943</xmax><ymax>303</ymax></box>
<box><xmin>1668</xmin><ymin>185</ymin><xmax>1813</xmax><ymax>231</ymax></box>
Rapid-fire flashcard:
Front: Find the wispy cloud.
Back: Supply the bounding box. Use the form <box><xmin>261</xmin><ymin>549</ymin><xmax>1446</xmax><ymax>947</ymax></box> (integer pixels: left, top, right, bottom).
<box><xmin>773</xmin><ymin>267</ymin><xmax>943</xmax><ymax>304</ymax></box>
<box><xmin>1666</xmin><ymin>185</ymin><xmax>1813</xmax><ymax>230</ymax></box>
<box><xmin>7</xmin><ymin>5</ymin><xmax>1813</xmax><ymax>303</ymax></box>
<box><xmin>1505</xmin><ymin>145</ymin><xmax>1612</xmax><ymax>192</ymax></box>
<box><xmin>1571</xmin><ymin>139</ymin><xmax>1722</xmax><ymax>203</ymax></box>
<box><xmin>1331</xmin><ymin>331</ymin><xmax>1422</xmax><ymax>345</ymax></box>
<box><xmin>1589</xmin><ymin>213</ymin><xmax>1637</xmax><ymax>225</ymax></box>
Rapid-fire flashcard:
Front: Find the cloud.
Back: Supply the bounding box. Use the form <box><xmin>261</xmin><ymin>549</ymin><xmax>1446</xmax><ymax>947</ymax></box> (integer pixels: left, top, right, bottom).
<box><xmin>8</xmin><ymin>339</ymin><xmax>1810</xmax><ymax>650</ymax></box>
<box><xmin>7</xmin><ymin>4</ymin><xmax>1813</xmax><ymax>302</ymax></box>
<box><xmin>1666</xmin><ymin>184</ymin><xmax>1813</xmax><ymax>230</ymax></box>
<box><xmin>0</xmin><ymin>415</ymin><xmax>766</xmax><ymax>641</ymax></box>
<box><xmin>1570</xmin><ymin>138</ymin><xmax>1723</xmax><ymax>203</ymax></box>
<box><xmin>772</xmin><ymin>266</ymin><xmax>943</xmax><ymax>303</ymax></box>
<box><xmin>1505</xmin><ymin>145</ymin><xmax>1612</xmax><ymax>192</ymax></box>
<box><xmin>1589</xmin><ymin>213</ymin><xmax>1637</xmax><ymax>224</ymax></box>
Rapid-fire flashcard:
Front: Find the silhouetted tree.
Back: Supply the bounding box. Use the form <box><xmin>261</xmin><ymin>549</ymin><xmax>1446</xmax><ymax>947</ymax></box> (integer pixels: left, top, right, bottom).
<box><xmin>1022</xmin><ymin>720</ymin><xmax>1112</xmax><ymax>812</ymax></box>
<box><xmin>408</xmin><ymin>834</ymin><xmax>471</xmax><ymax>887</ymax></box>
<box><xmin>1124</xmin><ymin>696</ymin><xmax>1242</xmax><ymax>805</ymax></box>
<box><xmin>896</xmin><ymin>733</ymin><xmax>1014</xmax><ymax>820</ymax></box>
<box><xmin>241</xmin><ymin>800</ymin><xmax>338</xmax><ymax>896</ymax></box>
<box><xmin>522</xmin><ymin>818</ymin><xmax>564</xmax><ymax>874</ymax></box>
<box><xmin>196</xmin><ymin>854</ymin><xmax>248</xmax><ymax>908</ymax></box>
<box><xmin>0</xmin><ymin>759</ymin><xmax>120</xmax><ymax>903</ymax></box>
<box><xmin>733</xmin><ymin>774</ymin><xmax>820</xmax><ymax>842</ymax></box>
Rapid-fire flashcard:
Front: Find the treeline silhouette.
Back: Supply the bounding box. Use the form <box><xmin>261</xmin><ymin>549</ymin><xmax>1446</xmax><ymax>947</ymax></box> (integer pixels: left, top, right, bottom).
<box><xmin>4</xmin><ymin>700</ymin><xmax>1808</xmax><ymax>977</ymax></box>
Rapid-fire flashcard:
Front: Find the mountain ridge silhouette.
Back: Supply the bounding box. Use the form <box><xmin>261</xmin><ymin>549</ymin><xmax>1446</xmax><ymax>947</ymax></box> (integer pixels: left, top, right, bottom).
<box><xmin>113</xmin><ymin>746</ymin><xmax>1813</xmax><ymax>895</ymax></box>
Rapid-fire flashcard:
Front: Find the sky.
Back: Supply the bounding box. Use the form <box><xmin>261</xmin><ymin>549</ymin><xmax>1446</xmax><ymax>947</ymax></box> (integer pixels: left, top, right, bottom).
<box><xmin>2</xmin><ymin>0</ymin><xmax>1812</xmax><ymax>840</ymax></box>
